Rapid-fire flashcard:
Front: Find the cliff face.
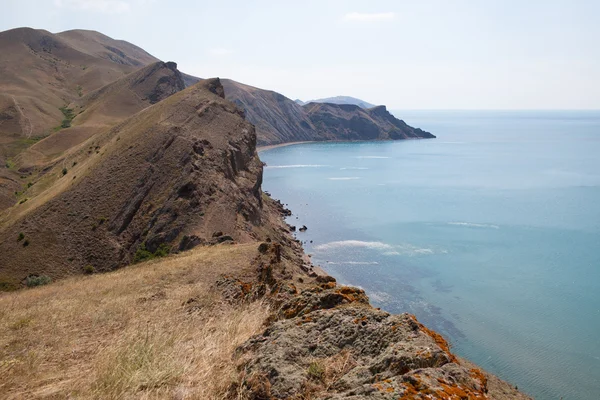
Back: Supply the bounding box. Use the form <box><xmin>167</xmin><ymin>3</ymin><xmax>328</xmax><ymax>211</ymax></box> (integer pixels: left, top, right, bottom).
<box><xmin>222</xmin><ymin>79</ymin><xmax>317</xmax><ymax>145</ymax></box>
<box><xmin>222</xmin><ymin>79</ymin><xmax>435</xmax><ymax>146</ymax></box>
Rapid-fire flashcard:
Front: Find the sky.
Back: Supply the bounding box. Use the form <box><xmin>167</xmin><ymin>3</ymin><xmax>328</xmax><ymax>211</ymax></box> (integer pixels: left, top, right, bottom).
<box><xmin>2</xmin><ymin>0</ymin><xmax>599</xmax><ymax>109</ymax></box>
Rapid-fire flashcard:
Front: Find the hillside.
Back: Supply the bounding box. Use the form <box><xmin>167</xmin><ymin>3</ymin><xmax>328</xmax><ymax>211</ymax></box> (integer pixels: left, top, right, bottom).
<box><xmin>0</xmin><ymin>27</ymin><xmax>161</xmax><ymax>212</ymax></box>
<box><xmin>14</xmin><ymin>61</ymin><xmax>186</xmax><ymax>171</ymax></box>
<box><xmin>0</xmin><ymin>27</ymin><xmax>158</xmax><ymax>142</ymax></box>
<box><xmin>0</xmin><ymin>78</ymin><xmax>267</xmax><ymax>287</ymax></box>
<box><xmin>222</xmin><ymin>79</ymin><xmax>434</xmax><ymax>146</ymax></box>
<box><xmin>222</xmin><ymin>79</ymin><xmax>316</xmax><ymax>145</ymax></box>
<box><xmin>306</xmin><ymin>95</ymin><xmax>376</xmax><ymax>109</ymax></box>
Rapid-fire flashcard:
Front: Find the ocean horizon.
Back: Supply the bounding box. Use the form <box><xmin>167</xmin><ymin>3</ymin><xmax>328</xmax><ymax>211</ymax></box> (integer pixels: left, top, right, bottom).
<box><xmin>260</xmin><ymin>110</ymin><xmax>600</xmax><ymax>400</ymax></box>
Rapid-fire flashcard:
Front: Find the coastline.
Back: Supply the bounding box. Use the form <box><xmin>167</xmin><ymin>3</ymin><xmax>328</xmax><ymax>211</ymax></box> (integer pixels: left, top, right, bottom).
<box><xmin>257</xmin><ymin>141</ymin><xmax>316</xmax><ymax>152</ymax></box>
<box><xmin>262</xmin><ymin>145</ymin><xmax>533</xmax><ymax>399</ymax></box>
<box><xmin>257</xmin><ymin>137</ymin><xmax>436</xmax><ymax>153</ymax></box>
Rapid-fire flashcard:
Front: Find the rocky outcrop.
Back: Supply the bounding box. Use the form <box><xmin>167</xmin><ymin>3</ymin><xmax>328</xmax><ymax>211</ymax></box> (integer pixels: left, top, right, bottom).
<box><xmin>225</xmin><ymin>244</ymin><xmax>530</xmax><ymax>400</ymax></box>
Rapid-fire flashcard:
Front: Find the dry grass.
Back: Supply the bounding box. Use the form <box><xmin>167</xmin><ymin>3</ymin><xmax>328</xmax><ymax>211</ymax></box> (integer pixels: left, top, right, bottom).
<box><xmin>0</xmin><ymin>244</ymin><xmax>269</xmax><ymax>399</ymax></box>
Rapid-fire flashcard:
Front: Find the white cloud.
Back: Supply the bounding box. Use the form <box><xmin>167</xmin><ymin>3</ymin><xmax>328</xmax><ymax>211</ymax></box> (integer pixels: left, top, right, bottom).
<box><xmin>53</xmin><ymin>0</ymin><xmax>152</xmax><ymax>14</ymax></box>
<box><xmin>343</xmin><ymin>12</ymin><xmax>396</xmax><ymax>22</ymax></box>
<box><xmin>208</xmin><ymin>48</ymin><xmax>233</xmax><ymax>56</ymax></box>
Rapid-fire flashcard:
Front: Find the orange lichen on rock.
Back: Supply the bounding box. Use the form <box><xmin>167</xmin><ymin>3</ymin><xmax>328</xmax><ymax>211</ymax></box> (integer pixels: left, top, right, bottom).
<box><xmin>469</xmin><ymin>368</ymin><xmax>488</xmax><ymax>392</ymax></box>
<box><xmin>320</xmin><ymin>281</ymin><xmax>336</xmax><ymax>290</ymax></box>
<box><xmin>334</xmin><ymin>286</ymin><xmax>369</xmax><ymax>303</ymax></box>
<box><xmin>407</xmin><ymin>314</ymin><xmax>458</xmax><ymax>363</ymax></box>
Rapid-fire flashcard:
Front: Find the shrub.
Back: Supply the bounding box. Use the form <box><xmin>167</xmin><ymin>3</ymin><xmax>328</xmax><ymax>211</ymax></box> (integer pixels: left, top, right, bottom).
<box><xmin>25</xmin><ymin>275</ymin><xmax>51</xmax><ymax>287</ymax></box>
<box><xmin>58</xmin><ymin>106</ymin><xmax>75</xmax><ymax>129</ymax></box>
<box><xmin>17</xmin><ymin>232</ymin><xmax>24</xmax><ymax>242</ymax></box>
<box><xmin>133</xmin><ymin>244</ymin><xmax>154</xmax><ymax>263</ymax></box>
<box><xmin>83</xmin><ymin>265</ymin><xmax>95</xmax><ymax>274</ymax></box>
<box><xmin>19</xmin><ymin>198</ymin><xmax>28</xmax><ymax>204</ymax></box>
<box><xmin>133</xmin><ymin>243</ymin><xmax>170</xmax><ymax>263</ymax></box>
<box><xmin>153</xmin><ymin>243</ymin><xmax>170</xmax><ymax>258</ymax></box>
<box><xmin>62</xmin><ymin>168</ymin><xmax>68</xmax><ymax>176</ymax></box>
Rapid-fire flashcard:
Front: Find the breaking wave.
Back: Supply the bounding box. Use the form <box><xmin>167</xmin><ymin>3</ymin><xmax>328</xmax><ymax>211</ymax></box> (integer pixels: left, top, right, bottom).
<box><xmin>265</xmin><ymin>164</ymin><xmax>329</xmax><ymax>169</ymax></box>
<box><xmin>448</xmin><ymin>222</ymin><xmax>500</xmax><ymax>229</ymax></box>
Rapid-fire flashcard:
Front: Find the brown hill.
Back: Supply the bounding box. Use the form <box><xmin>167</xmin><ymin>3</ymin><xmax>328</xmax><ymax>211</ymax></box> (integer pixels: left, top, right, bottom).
<box><xmin>222</xmin><ymin>79</ymin><xmax>435</xmax><ymax>146</ymax></box>
<box><xmin>0</xmin><ymin>28</ymin><xmax>158</xmax><ymax>142</ymax></box>
<box><xmin>0</xmin><ymin>78</ymin><xmax>266</xmax><ymax>287</ymax></box>
<box><xmin>0</xmin><ymin>27</ymin><xmax>162</xmax><ymax>211</ymax></box>
<box><xmin>14</xmin><ymin>61</ymin><xmax>185</xmax><ymax>170</ymax></box>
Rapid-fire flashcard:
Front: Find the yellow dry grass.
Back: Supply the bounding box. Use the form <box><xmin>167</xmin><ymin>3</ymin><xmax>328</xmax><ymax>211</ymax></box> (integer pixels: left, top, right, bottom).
<box><xmin>0</xmin><ymin>243</ymin><xmax>269</xmax><ymax>399</ymax></box>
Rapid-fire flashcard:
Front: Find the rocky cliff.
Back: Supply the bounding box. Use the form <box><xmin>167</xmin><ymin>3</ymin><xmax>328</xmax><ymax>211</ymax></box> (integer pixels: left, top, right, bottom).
<box><xmin>222</xmin><ymin>79</ymin><xmax>435</xmax><ymax>146</ymax></box>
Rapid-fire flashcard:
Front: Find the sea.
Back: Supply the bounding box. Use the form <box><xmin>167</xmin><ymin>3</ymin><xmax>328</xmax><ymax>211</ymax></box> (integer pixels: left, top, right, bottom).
<box><xmin>260</xmin><ymin>110</ymin><xmax>600</xmax><ymax>400</ymax></box>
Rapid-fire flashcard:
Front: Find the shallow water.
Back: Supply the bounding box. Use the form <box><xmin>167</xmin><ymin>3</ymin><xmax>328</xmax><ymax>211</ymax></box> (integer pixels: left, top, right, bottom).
<box><xmin>260</xmin><ymin>110</ymin><xmax>600</xmax><ymax>400</ymax></box>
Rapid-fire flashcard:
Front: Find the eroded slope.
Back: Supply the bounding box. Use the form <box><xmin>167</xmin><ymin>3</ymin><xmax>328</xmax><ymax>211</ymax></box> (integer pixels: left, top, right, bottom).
<box><xmin>0</xmin><ymin>79</ymin><xmax>265</xmax><ymax>287</ymax></box>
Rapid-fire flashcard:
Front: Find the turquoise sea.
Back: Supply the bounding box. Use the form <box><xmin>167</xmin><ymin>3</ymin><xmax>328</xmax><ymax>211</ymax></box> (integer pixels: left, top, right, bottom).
<box><xmin>260</xmin><ymin>111</ymin><xmax>600</xmax><ymax>400</ymax></box>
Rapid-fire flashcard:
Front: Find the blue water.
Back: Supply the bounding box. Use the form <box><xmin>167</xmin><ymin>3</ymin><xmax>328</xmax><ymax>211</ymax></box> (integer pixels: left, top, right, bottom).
<box><xmin>260</xmin><ymin>111</ymin><xmax>600</xmax><ymax>400</ymax></box>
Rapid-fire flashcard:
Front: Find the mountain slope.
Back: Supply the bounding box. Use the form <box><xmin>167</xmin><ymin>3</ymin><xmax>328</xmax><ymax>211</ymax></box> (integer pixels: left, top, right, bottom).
<box><xmin>307</xmin><ymin>95</ymin><xmax>376</xmax><ymax>109</ymax></box>
<box><xmin>222</xmin><ymin>79</ymin><xmax>317</xmax><ymax>145</ymax></box>
<box><xmin>14</xmin><ymin>61</ymin><xmax>186</xmax><ymax>170</ymax></box>
<box><xmin>223</xmin><ymin>79</ymin><xmax>434</xmax><ymax>145</ymax></box>
<box><xmin>56</xmin><ymin>29</ymin><xmax>159</xmax><ymax>67</ymax></box>
<box><xmin>0</xmin><ymin>27</ymin><xmax>156</xmax><ymax>142</ymax></box>
<box><xmin>0</xmin><ymin>78</ymin><xmax>265</xmax><ymax>286</ymax></box>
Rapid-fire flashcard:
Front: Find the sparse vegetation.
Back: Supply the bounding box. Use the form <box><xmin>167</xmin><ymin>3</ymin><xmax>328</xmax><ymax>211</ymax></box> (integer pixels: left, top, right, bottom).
<box><xmin>25</xmin><ymin>275</ymin><xmax>51</xmax><ymax>287</ymax></box>
<box><xmin>17</xmin><ymin>232</ymin><xmax>24</xmax><ymax>242</ymax></box>
<box><xmin>0</xmin><ymin>244</ymin><xmax>269</xmax><ymax>398</ymax></box>
<box><xmin>58</xmin><ymin>106</ymin><xmax>75</xmax><ymax>129</ymax></box>
<box><xmin>307</xmin><ymin>361</ymin><xmax>325</xmax><ymax>382</ymax></box>
<box><xmin>76</xmin><ymin>85</ymin><xmax>83</xmax><ymax>97</ymax></box>
<box><xmin>5</xmin><ymin>159</ymin><xmax>16</xmax><ymax>169</ymax></box>
<box><xmin>133</xmin><ymin>243</ymin><xmax>170</xmax><ymax>263</ymax></box>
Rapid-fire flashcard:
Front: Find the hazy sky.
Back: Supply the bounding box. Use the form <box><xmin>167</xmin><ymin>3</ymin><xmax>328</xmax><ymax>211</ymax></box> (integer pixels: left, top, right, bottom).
<box><xmin>2</xmin><ymin>0</ymin><xmax>599</xmax><ymax>109</ymax></box>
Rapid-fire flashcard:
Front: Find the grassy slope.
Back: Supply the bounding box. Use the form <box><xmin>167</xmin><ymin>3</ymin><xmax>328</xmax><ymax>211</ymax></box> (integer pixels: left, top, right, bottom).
<box><xmin>0</xmin><ymin>243</ymin><xmax>270</xmax><ymax>399</ymax></box>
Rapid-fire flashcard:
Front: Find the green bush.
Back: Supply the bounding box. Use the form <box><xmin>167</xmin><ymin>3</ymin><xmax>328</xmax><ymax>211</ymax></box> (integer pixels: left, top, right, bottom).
<box><xmin>17</xmin><ymin>232</ymin><xmax>24</xmax><ymax>242</ymax></box>
<box><xmin>133</xmin><ymin>243</ymin><xmax>170</xmax><ymax>263</ymax></box>
<box><xmin>26</xmin><ymin>275</ymin><xmax>51</xmax><ymax>287</ymax></box>
<box><xmin>83</xmin><ymin>265</ymin><xmax>95</xmax><ymax>274</ymax></box>
<box><xmin>62</xmin><ymin>168</ymin><xmax>68</xmax><ymax>176</ymax></box>
<box><xmin>58</xmin><ymin>106</ymin><xmax>75</xmax><ymax>129</ymax></box>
